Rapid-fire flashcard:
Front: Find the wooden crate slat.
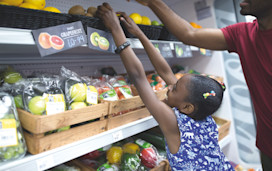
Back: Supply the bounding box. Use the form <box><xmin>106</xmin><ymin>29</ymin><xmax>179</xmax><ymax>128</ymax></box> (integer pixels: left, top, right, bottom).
<box><xmin>24</xmin><ymin>120</ymin><xmax>107</xmax><ymax>154</ymax></box>
<box><xmin>18</xmin><ymin>103</ymin><xmax>108</xmax><ymax>134</ymax></box>
<box><xmin>107</xmin><ymin>107</ymin><xmax>151</xmax><ymax>130</ymax></box>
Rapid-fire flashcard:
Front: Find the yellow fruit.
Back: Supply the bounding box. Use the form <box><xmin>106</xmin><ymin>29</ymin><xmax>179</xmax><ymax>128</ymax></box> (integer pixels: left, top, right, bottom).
<box><xmin>106</xmin><ymin>146</ymin><xmax>123</xmax><ymax>164</ymax></box>
<box><xmin>19</xmin><ymin>3</ymin><xmax>39</xmax><ymax>10</ymax></box>
<box><xmin>129</xmin><ymin>13</ymin><xmax>142</xmax><ymax>24</ymax></box>
<box><xmin>141</xmin><ymin>16</ymin><xmax>151</xmax><ymax>25</ymax></box>
<box><xmin>43</xmin><ymin>6</ymin><xmax>61</xmax><ymax>13</ymax></box>
<box><xmin>24</xmin><ymin>0</ymin><xmax>45</xmax><ymax>10</ymax></box>
<box><xmin>123</xmin><ymin>143</ymin><xmax>140</xmax><ymax>154</ymax></box>
<box><xmin>0</xmin><ymin>0</ymin><xmax>23</xmax><ymax>6</ymax></box>
<box><xmin>0</xmin><ymin>2</ymin><xmax>9</xmax><ymax>5</ymax></box>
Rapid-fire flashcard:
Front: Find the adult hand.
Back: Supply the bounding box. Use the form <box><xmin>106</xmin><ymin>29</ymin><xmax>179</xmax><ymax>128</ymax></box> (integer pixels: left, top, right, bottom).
<box><xmin>118</xmin><ymin>12</ymin><xmax>142</xmax><ymax>37</ymax></box>
<box><xmin>96</xmin><ymin>3</ymin><xmax>121</xmax><ymax>32</ymax></box>
<box><xmin>126</xmin><ymin>0</ymin><xmax>149</xmax><ymax>6</ymax></box>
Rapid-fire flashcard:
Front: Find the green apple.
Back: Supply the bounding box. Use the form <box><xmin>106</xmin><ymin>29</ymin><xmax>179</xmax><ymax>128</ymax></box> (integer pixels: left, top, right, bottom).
<box><xmin>14</xmin><ymin>94</ymin><xmax>23</xmax><ymax>109</ymax></box>
<box><xmin>4</xmin><ymin>71</ymin><xmax>22</xmax><ymax>84</ymax></box>
<box><xmin>70</xmin><ymin>101</ymin><xmax>87</xmax><ymax>110</ymax></box>
<box><xmin>56</xmin><ymin>126</ymin><xmax>70</xmax><ymax>132</ymax></box>
<box><xmin>28</xmin><ymin>96</ymin><xmax>46</xmax><ymax>115</ymax></box>
<box><xmin>69</xmin><ymin>83</ymin><xmax>87</xmax><ymax>102</ymax></box>
<box><xmin>151</xmin><ymin>20</ymin><xmax>160</xmax><ymax>26</ymax></box>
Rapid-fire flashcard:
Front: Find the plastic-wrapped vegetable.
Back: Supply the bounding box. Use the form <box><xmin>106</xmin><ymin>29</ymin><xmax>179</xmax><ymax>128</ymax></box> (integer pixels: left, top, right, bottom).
<box><xmin>97</xmin><ymin>163</ymin><xmax>119</xmax><ymax>171</ymax></box>
<box><xmin>0</xmin><ymin>92</ymin><xmax>27</xmax><ymax>162</ymax></box>
<box><xmin>121</xmin><ymin>153</ymin><xmax>140</xmax><ymax>171</ymax></box>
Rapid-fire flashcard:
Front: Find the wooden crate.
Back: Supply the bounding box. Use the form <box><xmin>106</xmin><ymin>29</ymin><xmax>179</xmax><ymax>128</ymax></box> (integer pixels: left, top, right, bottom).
<box><xmin>151</xmin><ymin>160</ymin><xmax>170</xmax><ymax>171</ymax></box>
<box><xmin>106</xmin><ymin>88</ymin><xmax>168</xmax><ymax>130</ymax></box>
<box><xmin>66</xmin><ymin>159</ymin><xmax>95</xmax><ymax>171</ymax></box>
<box><xmin>213</xmin><ymin>116</ymin><xmax>231</xmax><ymax>141</ymax></box>
<box><xmin>17</xmin><ymin>103</ymin><xmax>109</xmax><ymax>154</ymax></box>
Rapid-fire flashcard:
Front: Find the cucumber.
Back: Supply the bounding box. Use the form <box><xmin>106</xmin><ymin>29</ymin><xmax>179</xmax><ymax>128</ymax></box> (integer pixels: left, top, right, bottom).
<box><xmin>137</xmin><ymin>132</ymin><xmax>165</xmax><ymax>150</ymax></box>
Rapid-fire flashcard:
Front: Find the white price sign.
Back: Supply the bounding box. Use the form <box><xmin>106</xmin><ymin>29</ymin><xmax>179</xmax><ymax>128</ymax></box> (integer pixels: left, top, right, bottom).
<box><xmin>36</xmin><ymin>156</ymin><xmax>54</xmax><ymax>171</ymax></box>
<box><xmin>112</xmin><ymin>130</ymin><xmax>123</xmax><ymax>142</ymax></box>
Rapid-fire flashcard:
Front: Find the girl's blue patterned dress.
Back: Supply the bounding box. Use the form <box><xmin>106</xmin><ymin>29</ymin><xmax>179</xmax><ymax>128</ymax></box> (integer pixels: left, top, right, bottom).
<box><xmin>166</xmin><ymin>107</ymin><xmax>234</xmax><ymax>171</ymax></box>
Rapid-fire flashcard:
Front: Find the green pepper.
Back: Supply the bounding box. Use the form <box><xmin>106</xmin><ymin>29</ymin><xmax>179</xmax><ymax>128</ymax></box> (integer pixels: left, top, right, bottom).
<box><xmin>121</xmin><ymin>153</ymin><xmax>140</xmax><ymax>171</ymax></box>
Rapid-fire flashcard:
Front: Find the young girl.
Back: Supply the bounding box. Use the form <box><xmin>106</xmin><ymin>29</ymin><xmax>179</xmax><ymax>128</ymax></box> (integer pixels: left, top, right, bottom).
<box><xmin>96</xmin><ymin>3</ymin><xmax>234</xmax><ymax>170</ymax></box>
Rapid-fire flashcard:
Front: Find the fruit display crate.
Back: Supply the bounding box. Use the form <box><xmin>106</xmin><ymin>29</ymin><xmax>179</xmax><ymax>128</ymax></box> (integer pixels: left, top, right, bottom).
<box><xmin>122</xmin><ymin>24</ymin><xmax>163</xmax><ymax>40</ymax></box>
<box><xmin>17</xmin><ymin>103</ymin><xmax>109</xmax><ymax>155</ymax></box>
<box><xmin>0</xmin><ymin>5</ymin><xmax>71</xmax><ymax>30</ymax></box>
<box><xmin>159</xmin><ymin>27</ymin><xmax>178</xmax><ymax>41</ymax></box>
<box><xmin>66</xmin><ymin>158</ymin><xmax>170</xmax><ymax>171</ymax></box>
<box><xmin>213</xmin><ymin>116</ymin><xmax>231</xmax><ymax>141</ymax></box>
<box><xmin>105</xmin><ymin>88</ymin><xmax>168</xmax><ymax>130</ymax></box>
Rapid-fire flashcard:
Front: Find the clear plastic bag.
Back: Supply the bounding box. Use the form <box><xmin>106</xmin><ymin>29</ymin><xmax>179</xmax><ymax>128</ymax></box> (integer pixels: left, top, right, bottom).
<box><xmin>0</xmin><ymin>92</ymin><xmax>27</xmax><ymax>162</ymax></box>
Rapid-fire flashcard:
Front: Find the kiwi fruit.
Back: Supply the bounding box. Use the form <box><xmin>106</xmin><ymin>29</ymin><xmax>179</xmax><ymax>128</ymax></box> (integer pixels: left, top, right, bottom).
<box><xmin>68</xmin><ymin>5</ymin><xmax>85</xmax><ymax>15</ymax></box>
<box><xmin>87</xmin><ymin>6</ymin><xmax>97</xmax><ymax>16</ymax></box>
<box><xmin>90</xmin><ymin>32</ymin><xmax>100</xmax><ymax>47</ymax></box>
<box><xmin>98</xmin><ymin>37</ymin><xmax>110</xmax><ymax>50</ymax></box>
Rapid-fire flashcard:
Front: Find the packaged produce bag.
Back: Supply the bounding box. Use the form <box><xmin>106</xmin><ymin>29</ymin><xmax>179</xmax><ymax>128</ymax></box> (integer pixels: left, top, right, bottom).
<box><xmin>0</xmin><ymin>92</ymin><xmax>27</xmax><ymax>162</ymax></box>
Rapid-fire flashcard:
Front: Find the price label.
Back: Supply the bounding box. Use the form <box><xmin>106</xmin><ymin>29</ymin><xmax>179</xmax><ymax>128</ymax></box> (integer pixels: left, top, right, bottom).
<box><xmin>152</xmin><ymin>42</ymin><xmax>173</xmax><ymax>58</ymax></box>
<box><xmin>174</xmin><ymin>43</ymin><xmax>192</xmax><ymax>58</ymax></box>
<box><xmin>43</xmin><ymin>94</ymin><xmax>66</xmax><ymax>115</ymax></box>
<box><xmin>0</xmin><ymin>119</ymin><xmax>18</xmax><ymax>147</ymax></box>
<box><xmin>87</xmin><ymin>27</ymin><xmax>116</xmax><ymax>53</ymax></box>
<box><xmin>200</xmin><ymin>48</ymin><xmax>212</xmax><ymax>56</ymax></box>
<box><xmin>86</xmin><ymin>85</ymin><xmax>98</xmax><ymax>105</ymax></box>
<box><xmin>112</xmin><ymin>130</ymin><xmax>123</xmax><ymax>142</ymax></box>
<box><xmin>32</xmin><ymin>21</ymin><xmax>87</xmax><ymax>57</ymax></box>
<box><xmin>36</xmin><ymin>156</ymin><xmax>54</xmax><ymax>171</ymax></box>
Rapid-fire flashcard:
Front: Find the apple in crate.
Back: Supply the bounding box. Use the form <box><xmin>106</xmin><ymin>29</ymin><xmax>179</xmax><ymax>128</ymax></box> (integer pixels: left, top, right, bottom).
<box><xmin>69</xmin><ymin>83</ymin><xmax>87</xmax><ymax>102</ymax></box>
<box><xmin>28</xmin><ymin>96</ymin><xmax>46</xmax><ymax>115</ymax></box>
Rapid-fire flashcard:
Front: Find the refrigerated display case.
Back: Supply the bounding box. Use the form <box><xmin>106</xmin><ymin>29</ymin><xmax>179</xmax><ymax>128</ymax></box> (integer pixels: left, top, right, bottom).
<box><xmin>0</xmin><ymin>0</ymin><xmax>260</xmax><ymax>170</ymax></box>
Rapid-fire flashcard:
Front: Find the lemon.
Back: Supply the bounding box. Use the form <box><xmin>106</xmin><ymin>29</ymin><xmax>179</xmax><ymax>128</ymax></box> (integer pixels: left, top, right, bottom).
<box><xmin>0</xmin><ymin>2</ymin><xmax>9</xmax><ymax>5</ymax></box>
<box><xmin>0</xmin><ymin>0</ymin><xmax>23</xmax><ymax>6</ymax></box>
<box><xmin>129</xmin><ymin>13</ymin><xmax>142</xmax><ymax>24</ymax></box>
<box><xmin>141</xmin><ymin>16</ymin><xmax>151</xmax><ymax>25</ymax></box>
<box><xmin>19</xmin><ymin>3</ymin><xmax>39</xmax><ymax>10</ymax></box>
<box><xmin>43</xmin><ymin>6</ymin><xmax>61</xmax><ymax>13</ymax></box>
<box><xmin>24</xmin><ymin>0</ymin><xmax>45</xmax><ymax>10</ymax></box>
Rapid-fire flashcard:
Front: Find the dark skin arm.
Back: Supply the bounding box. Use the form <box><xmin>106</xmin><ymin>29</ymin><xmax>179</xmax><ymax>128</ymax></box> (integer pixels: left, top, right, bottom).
<box><xmin>97</xmin><ymin>3</ymin><xmax>180</xmax><ymax>154</ymax></box>
<box><xmin>131</xmin><ymin>0</ymin><xmax>228</xmax><ymax>50</ymax></box>
<box><xmin>118</xmin><ymin>12</ymin><xmax>177</xmax><ymax>86</ymax></box>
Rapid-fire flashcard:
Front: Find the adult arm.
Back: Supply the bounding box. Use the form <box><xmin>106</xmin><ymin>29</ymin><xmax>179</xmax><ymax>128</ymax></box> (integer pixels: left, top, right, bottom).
<box><xmin>135</xmin><ymin>0</ymin><xmax>228</xmax><ymax>50</ymax></box>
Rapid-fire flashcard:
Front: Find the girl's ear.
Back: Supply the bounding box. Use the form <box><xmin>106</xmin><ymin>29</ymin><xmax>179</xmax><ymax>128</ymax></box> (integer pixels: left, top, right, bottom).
<box><xmin>179</xmin><ymin>103</ymin><xmax>194</xmax><ymax>115</ymax></box>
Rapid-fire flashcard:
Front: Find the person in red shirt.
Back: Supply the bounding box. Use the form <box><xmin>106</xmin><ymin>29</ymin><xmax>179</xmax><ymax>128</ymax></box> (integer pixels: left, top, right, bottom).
<box><xmin>131</xmin><ymin>0</ymin><xmax>272</xmax><ymax>170</ymax></box>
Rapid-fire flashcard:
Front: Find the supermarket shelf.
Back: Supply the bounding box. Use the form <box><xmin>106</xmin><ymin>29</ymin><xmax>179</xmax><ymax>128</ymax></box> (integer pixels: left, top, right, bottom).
<box><xmin>0</xmin><ymin>115</ymin><xmax>232</xmax><ymax>171</ymax></box>
<box><xmin>0</xmin><ymin>116</ymin><xmax>158</xmax><ymax>171</ymax></box>
<box><xmin>0</xmin><ymin>27</ymin><xmax>199</xmax><ymax>51</ymax></box>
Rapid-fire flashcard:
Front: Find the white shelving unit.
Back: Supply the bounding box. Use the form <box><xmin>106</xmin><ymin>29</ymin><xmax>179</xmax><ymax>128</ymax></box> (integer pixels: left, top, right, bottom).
<box><xmin>0</xmin><ymin>117</ymin><xmax>158</xmax><ymax>171</ymax></box>
<box><xmin>0</xmin><ymin>0</ymin><xmax>236</xmax><ymax>170</ymax></box>
<box><xmin>0</xmin><ymin>26</ymin><xmax>232</xmax><ymax>171</ymax></box>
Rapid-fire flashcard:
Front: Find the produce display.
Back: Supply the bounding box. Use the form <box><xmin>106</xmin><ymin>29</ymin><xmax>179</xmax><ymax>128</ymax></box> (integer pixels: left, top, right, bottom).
<box><xmin>0</xmin><ymin>0</ymin><xmax>61</xmax><ymax>13</ymax></box>
<box><xmin>72</xmin><ymin>132</ymin><xmax>167</xmax><ymax>171</ymax></box>
<box><xmin>0</xmin><ymin>92</ymin><xmax>27</xmax><ymax>162</ymax></box>
<box><xmin>68</xmin><ymin>5</ymin><xmax>97</xmax><ymax>17</ymax></box>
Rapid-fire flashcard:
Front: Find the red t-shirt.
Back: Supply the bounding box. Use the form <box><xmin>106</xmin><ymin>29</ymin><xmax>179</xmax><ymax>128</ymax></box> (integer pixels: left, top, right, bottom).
<box><xmin>221</xmin><ymin>20</ymin><xmax>272</xmax><ymax>158</ymax></box>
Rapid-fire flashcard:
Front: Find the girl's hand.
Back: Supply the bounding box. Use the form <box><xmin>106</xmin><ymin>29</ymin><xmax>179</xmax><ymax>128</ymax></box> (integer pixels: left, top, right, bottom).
<box><xmin>96</xmin><ymin>3</ymin><xmax>121</xmax><ymax>32</ymax></box>
<box><xmin>118</xmin><ymin>12</ymin><xmax>143</xmax><ymax>37</ymax></box>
